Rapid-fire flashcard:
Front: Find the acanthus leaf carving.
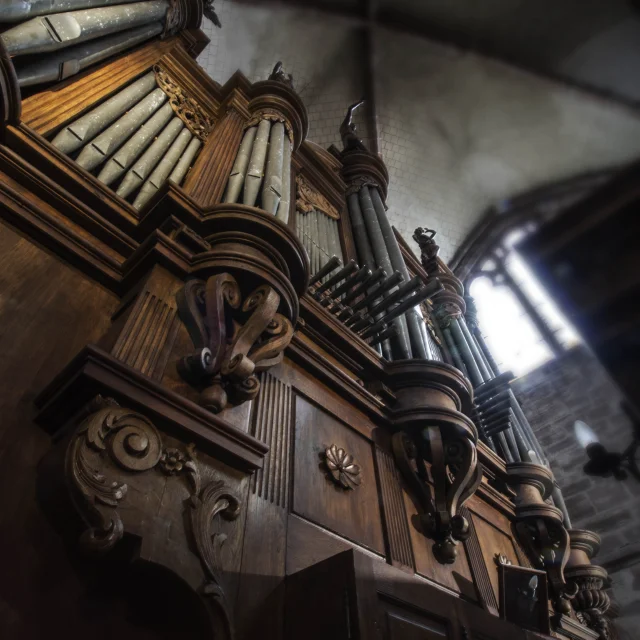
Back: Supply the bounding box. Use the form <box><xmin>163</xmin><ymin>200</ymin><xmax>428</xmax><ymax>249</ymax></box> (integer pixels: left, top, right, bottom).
<box><xmin>177</xmin><ymin>273</ymin><xmax>294</xmax><ymax>413</ymax></box>
<box><xmin>245</xmin><ymin>109</ymin><xmax>294</xmax><ymax>144</ymax></box>
<box><xmin>66</xmin><ymin>396</ymin><xmax>163</xmax><ymax>553</ymax></box>
<box><xmin>295</xmin><ymin>174</ymin><xmax>340</xmax><ymax>220</ymax></box>
<box><xmin>154</xmin><ymin>64</ymin><xmax>215</xmax><ymax>141</ymax></box>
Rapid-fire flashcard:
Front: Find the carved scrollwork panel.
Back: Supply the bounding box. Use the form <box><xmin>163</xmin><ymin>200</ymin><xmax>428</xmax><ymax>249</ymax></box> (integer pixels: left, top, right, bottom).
<box><xmin>177</xmin><ymin>273</ymin><xmax>294</xmax><ymax>413</ymax></box>
<box><xmin>245</xmin><ymin>109</ymin><xmax>294</xmax><ymax>143</ymax></box>
<box><xmin>295</xmin><ymin>174</ymin><xmax>340</xmax><ymax>220</ymax></box>
<box><xmin>154</xmin><ymin>64</ymin><xmax>215</xmax><ymax>141</ymax></box>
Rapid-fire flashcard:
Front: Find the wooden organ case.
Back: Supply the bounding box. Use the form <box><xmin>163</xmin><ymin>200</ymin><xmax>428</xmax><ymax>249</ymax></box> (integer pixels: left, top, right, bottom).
<box><xmin>0</xmin><ymin>7</ymin><xmax>614</xmax><ymax>640</ymax></box>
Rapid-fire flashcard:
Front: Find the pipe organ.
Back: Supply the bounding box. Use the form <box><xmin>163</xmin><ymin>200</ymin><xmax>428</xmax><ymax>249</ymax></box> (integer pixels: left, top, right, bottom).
<box><xmin>0</xmin><ymin>6</ymin><xmax>615</xmax><ymax>640</ymax></box>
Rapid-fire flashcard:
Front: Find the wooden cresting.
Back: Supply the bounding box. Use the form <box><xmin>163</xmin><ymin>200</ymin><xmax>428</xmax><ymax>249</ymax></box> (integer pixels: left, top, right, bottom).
<box><xmin>0</xmin><ymin>8</ymin><xmax>613</xmax><ymax>640</ymax></box>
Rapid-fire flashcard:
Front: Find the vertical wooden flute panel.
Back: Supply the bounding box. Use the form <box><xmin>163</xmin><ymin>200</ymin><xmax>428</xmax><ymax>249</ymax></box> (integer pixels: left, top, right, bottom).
<box><xmin>236</xmin><ymin>371</ymin><xmax>293</xmax><ymax>640</ymax></box>
<box><xmin>375</xmin><ymin>446</ymin><xmax>414</xmax><ymax>571</ymax></box>
<box><xmin>182</xmin><ymin>94</ymin><xmax>249</xmax><ymax>207</ymax></box>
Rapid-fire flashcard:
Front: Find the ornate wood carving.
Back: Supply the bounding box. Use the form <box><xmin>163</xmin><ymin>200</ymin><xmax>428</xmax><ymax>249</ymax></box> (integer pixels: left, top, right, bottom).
<box><xmin>177</xmin><ymin>273</ymin><xmax>294</xmax><ymax>413</ymax></box>
<box><xmin>508</xmin><ymin>462</ymin><xmax>577</xmax><ymax>615</ymax></box>
<box><xmin>154</xmin><ymin>63</ymin><xmax>215</xmax><ymax>141</ymax></box>
<box><xmin>323</xmin><ymin>444</ymin><xmax>362</xmax><ymax>490</ymax></box>
<box><xmin>295</xmin><ymin>173</ymin><xmax>340</xmax><ymax>220</ymax></box>
<box><xmin>251</xmin><ymin>372</ymin><xmax>293</xmax><ymax>508</ymax></box>
<box><xmin>246</xmin><ymin>109</ymin><xmax>294</xmax><ymax>144</ymax></box>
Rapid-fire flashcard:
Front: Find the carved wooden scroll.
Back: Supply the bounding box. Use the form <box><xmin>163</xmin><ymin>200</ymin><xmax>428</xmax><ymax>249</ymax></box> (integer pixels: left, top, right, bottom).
<box><xmin>245</xmin><ymin>109</ymin><xmax>294</xmax><ymax>144</ymax></box>
<box><xmin>295</xmin><ymin>174</ymin><xmax>340</xmax><ymax>220</ymax></box>
<box><xmin>65</xmin><ymin>396</ymin><xmax>241</xmax><ymax>638</ymax></box>
<box><xmin>177</xmin><ymin>273</ymin><xmax>294</xmax><ymax>413</ymax></box>
<box><xmin>392</xmin><ymin>429</ymin><xmax>482</xmax><ymax>564</ymax></box>
<box><xmin>154</xmin><ymin>64</ymin><xmax>215</xmax><ymax>141</ymax></box>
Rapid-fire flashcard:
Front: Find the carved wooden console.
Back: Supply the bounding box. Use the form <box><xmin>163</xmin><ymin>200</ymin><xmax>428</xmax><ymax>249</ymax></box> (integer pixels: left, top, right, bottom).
<box><xmin>0</xmin><ymin>12</ymin><xmax>611</xmax><ymax>640</ymax></box>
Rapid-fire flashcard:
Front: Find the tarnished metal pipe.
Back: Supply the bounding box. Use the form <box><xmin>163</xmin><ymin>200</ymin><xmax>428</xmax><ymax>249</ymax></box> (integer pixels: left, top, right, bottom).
<box><xmin>341</xmin><ymin>267</ymin><xmax>385</xmax><ymax>306</ymax></box>
<box><xmin>315</xmin><ymin>260</ymin><xmax>357</xmax><ymax>295</ymax></box>
<box><xmin>97</xmin><ymin>101</ymin><xmax>173</xmax><ymax>186</ymax></box>
<box><xmin>329</xmin><ymin>266</ymin><xmax>370</xmax><ymax>300</ymax></box>
<box><xmin>1</xmin><ymin>1</ymin><xmax>169</xmax><ymax>56</ymax></box>
<box><xmin>52</xmin><ymin>71</ymin><xmax>156</xmax><ymax>155</ymax></box>
<box><xmin>262</xmin><ymin>121</ymin><xmax>284</xmax><ymax>215</ymax></box>
<box><xmin>168</xmin><ymin>136</ymin><xmax>201</xmax><ymax>186</ymax></box>
<box><xmin>449</xmin><ymin>318</ymin><xmax>485</xmax><ymax>388</ymax></box>
<box><xmin>359</xmin><ymin>186</ymin><xmax>411</xmax><ymax>359</ymax></box>
<box><xmin>308</xmin><ymin>250</ymin><xmax>340</xmax><ymax>286</ymax></box>
<box><xmin>76</xmin><ymin>87</ymin><xmax>167</xmax><ymax>171</ymax></box>
<box><xmin>369</xmin><ymin>186</ymin><xmax>429</xmax><ymax>359</ymax></box>
<box><xmin>0</xmin><ymin>0</ymin><xmax>150</xmax><ymax>23</ymax></box>
<box><xmin>116</xmin><ymin>116</ymin><xmax>183</xmax><ymax>199</ymax></box>
<box><xmin>365</xmin><ymin>276</ymin><xmax>423</xmax><ymax>319</ymax></box>
<box><xmin>368</xmin><ymin>326</ymin><xmax>398</xmax><ymax>347</ymax></box>
<box><xmin>132</xmin><ymin>128</ymin><xmax>192</xmax><ymax>210</ymax></box>
<box><xmin>277</xmin><ymin>140</ymin><xmax>292</xmax><ymax>223</ymax></box>
<box><xmin>224</xmin><ymin>126</ymin><xmax>257</xmax><ymax>204</ymax></box>
<box><xmin>350</xmin><ymin>271</ymin><xmax>403</xmax><ymax>315</ymax></box>
<box><xmin>243</xmin><ymin>118</ymin><xmax>270</xmax><ymax>207</ymax></box>
<box><xmin>15</xmin><ymin>22</ymin><xmax>163</xmax><ymax>87</ymax></box>
<box><xmin>458</xmin><ymin>318</ymin><xmax>492</xmax><ymax>381</ymax></box>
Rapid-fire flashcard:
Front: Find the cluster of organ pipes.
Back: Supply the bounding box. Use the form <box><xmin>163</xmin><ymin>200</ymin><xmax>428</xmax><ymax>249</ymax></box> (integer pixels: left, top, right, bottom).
<box><xmin>296</xmin><ymin>208</ymin><xmax>344</xmax><ymax>276</ymax></box>
<box><xmin>307</xmin><ymin>256</ymin><xmax>441</xmax><ymax>352</ymax></box>
<box><xmin>0</xmin><ymin>1</ymin><xmax>173</xmax><ymax>88</ymax></box>
<box><xmin>51</xmin><ymin>71</ymin><xmax>203</xmax><ymax>209</ymax></box>
<box><xmin>223</xmin><ymin>119</ymin><xmax>292</xmax><ymax>222</ymax></box>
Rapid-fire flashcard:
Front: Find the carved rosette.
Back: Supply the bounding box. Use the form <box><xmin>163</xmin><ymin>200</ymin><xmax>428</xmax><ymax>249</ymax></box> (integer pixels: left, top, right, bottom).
<box><xmin>508</xmin><ymin>462</ymin><xmax>577</xmax><ymax>614</ymax></box>
<box><xmin>388</xmin><ymin>361</ymin><xmax>482</xmax><ymax>564</ymax></box>
<box><xmin>154</xmin><ymin>64</ymin><xmax>215</xmax><ymax>141</ymax></box>
<box><xmin>324</xmin><ymin>444</ymin><xmax>361</xmax><ymax>490</ymax></box>
<box><xmin>295</xmin><ymin>174</ymin><xmax>340</xmax><ymax>219</ymax></box>
<box><xmin>565</xmin><ymin>529</ymin><xmax>613</xmax><ymax>640</ymax></box>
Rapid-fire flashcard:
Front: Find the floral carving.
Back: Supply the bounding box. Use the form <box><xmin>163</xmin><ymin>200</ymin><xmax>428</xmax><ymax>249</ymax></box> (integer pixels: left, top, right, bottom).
<box><xmin>154</xmin><ymin>64</ymin><xmax>215</xmax><ymax>141</ymax></box>
<box><xmin>245</xmin><ymin>109</ymin><xmax>294</xmax><ymax>144</ymax></box>
<box><xmin>295</xmin><ymin>174</ymin><xmax>340</xmax><ymax>220</ymax></box>
<box><xmin>495</xmin><ymin>553</ymin><xmax>512</xmax><ymax>566</ymax></box>
<box><xmin>177</xmin><ymin>273</ymin><xmax>294</xmax><ymax>413</ymax></box>
<box><xmin>324</xmin><ymin>444</ymin><xmax>361</xmax><ymax>490</ymax></box>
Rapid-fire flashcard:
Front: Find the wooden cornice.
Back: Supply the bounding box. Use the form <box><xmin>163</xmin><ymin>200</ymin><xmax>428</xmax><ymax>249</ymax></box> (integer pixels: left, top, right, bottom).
<box><xmin>35</xmin><ymin>345</ymin><xmax>269</xmax><ymax>471</ymax></box>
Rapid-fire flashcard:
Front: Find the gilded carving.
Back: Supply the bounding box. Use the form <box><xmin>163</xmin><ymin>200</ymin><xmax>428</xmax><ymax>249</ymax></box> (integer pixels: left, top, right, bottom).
<box><xmin>345</xmin><ymin>175</ymin><xmax>379</xmax><ymax>197</ymax></box>
<box><xmin>245</xmin><ymin>109</ymin><xmax>294</xmax><ymax>143</ymax></box>
<box><xmin>154</xmin><ymin>64</ymin><xmax>215</xmax><ymax>141</ymax></box>
<box><xmin>295</xmin><ymin>174</ymin><xmax>340</xmax><ymax>220</ymax></box>
<box><xmin>177</xmin><ymin>273</ymin><xmax>294</xmax><ymax>413</ymax></box>
<box><xmin>324</xmin><ymin>444</ymin><xmax>361</xmax><ymax>490</ymax></box>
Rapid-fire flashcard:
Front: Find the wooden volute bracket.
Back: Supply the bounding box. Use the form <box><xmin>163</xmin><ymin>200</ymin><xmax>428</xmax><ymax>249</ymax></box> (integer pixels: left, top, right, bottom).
<box><xmin>176</xmin><ymin>204</ymin><xmax>309</xmax><ymax>413</ymax></box>
<box><xmin>507</xmin><ymin>462</ymin><xmax>578</xmax><ymax>615</ymax></box>
<box><xmin>387</xmin><ymin>360</ymin><xmax>483</xmax><ymax>564</ymax></box>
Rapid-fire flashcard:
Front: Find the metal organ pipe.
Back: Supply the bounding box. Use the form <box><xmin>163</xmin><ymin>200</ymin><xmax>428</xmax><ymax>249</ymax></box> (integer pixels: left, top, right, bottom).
<box><xmin>168</xmin><ymin>137</ymin><xmax>202</xmax><ymax>185</ymax></box>
<box><xmin>0</xmin><ymin>0</ymin><xmax>150</xmax><ymax>22</ymax></box>
<box><xmin>277</xmin><ymin>140</ymin><xmax>292</xmax><ymax>223</ymax></box>
<box><xmin>262</xmin><ymin>122</ymin><xmax>285</xmax><ymax>215</ymax></box>
<box><xmin>0</xmin><ymin>1</ymin><xmax>169</xmax><ymax>56</ymax></box>
<box><xmin>224</xmin><ymin>126</ymin><xmax>258</xmax><ymax>204</ymax></box>
<box><xmin>243</xmin><ymin>119</ymin><xmax>271</xmax><ymax>207</ymax></box>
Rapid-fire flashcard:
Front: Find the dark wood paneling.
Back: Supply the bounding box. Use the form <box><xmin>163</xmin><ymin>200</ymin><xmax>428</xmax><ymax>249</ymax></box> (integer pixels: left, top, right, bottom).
<box><xmin>383</xmin><ymin>599</ymin><xmax>449</xmax><ymax>640</ymax></box>
<box><xmin>293</xmin><ymin>393</ymin><xmax>385</xmax><ymax>554</ymax></box>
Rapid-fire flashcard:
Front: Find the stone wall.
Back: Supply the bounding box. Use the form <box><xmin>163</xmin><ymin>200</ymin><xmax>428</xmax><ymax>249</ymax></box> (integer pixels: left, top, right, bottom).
<box><xmin>197</xmin><ymin>1</ymin><xmax>640</xmax><ymax>264</ymax></box>
<box><xmin>513</xmin><ymin>346</ymin><xmax>640</xmax><ymax>639</ymax></box>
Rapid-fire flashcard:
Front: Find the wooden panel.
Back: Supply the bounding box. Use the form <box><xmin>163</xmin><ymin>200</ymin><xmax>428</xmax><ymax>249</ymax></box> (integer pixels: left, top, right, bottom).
<box><xmin>383</xmin><ymin>599</ymin><xmax>449</xmax><ymax>640</ymax></box>
<box><xmin>469</xmin><ymin>505</ymin><xmax>521</xmax><ymax>605</ymax></box>
<box><xmin>292</xmin><ymin>394</ymin><xmax>385</xmax><ymax>554</ymax></box>
<box><xmin>375</xmin><ymin>446</ymin><xmax>414</xmax><ymax>570</ymax></box>
<box><xmin>402</xmin><ymin>488</ymin><xmax>476</xmax><ymax>599</ymax></box>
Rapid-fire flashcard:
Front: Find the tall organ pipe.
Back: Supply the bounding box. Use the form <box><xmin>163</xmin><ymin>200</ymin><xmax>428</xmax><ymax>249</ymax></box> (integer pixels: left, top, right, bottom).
<box><xmin>359</xmin><ymin>186</ymin><xmax>411</xmax><ymax>360</ymax></box>
<box><xmin>0</xmin><ymin>1</ymin><xmax>169</xmax><ymax>56</ymax></box>
<box><xmin>369</xmin><ymin>187</ymin><xmax>430</xmax><ymax>360</ymax></box>
<box><xmin>14</xmin><ymin>22</ymin><xmax>163</xmax><ymax>87</ymax></box>
<box><xmin>243</xmin><ymin>119</ymin><xmax>271</xmax><ymax>207</ymax></box>
<box><xmin>76</xmin><ymin>87</ymin><xmax>167</xmax><ymax>171</ymax></box>
<box><xmin>168</xmin><ymin>137</ymin><xmax>201</xmax><ymax>185</ymax></box>
<box><xmin>52</xmin><ymin>71</ymin><xmax>156</xmax><ymax>154</ymax></box>
<box><xmin>0</xmin><ymin>0</ymin><xmax>150</xmax><ymax>22</ymax></box>
<box><xmin>97</xmin><ymin>102</ymin><xmax>173</xmax><ymax>186</ymax></box>
<box><xmin>262</xmin><ymin>122</ymin><xmax>284</xmax><ymax>215</ymax></box>
<box><xmin>277</xmin><ymin>141</ymin><xmax>292</xmax><ymax>223</ymax></box>
<box><xmin>116</xmin><ymin>116</ymin><xmax>183</xmax><ymax>199</ymax></box>
<box><xmin>224</xmin><ymin>126</ymin><xmax>258</xmax><ymax>204</ymax></box>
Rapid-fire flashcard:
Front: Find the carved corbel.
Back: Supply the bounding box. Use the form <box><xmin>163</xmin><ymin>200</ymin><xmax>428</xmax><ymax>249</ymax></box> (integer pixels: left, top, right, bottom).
<box><xmin>177</xmin><ymin>273</ymin><xmax>294</xmax><ymax>413</ymax></box>
<box><xmin>388</xmin><ymin>361</ymin><xmax>482</xmax><ymax>564</ymax></box>
<box><xmin>508</xmin><ymin>462</ymin><xmax>577</xmax><ymax>614</ymax></box>
<box><xmin>65</xmin><ymin>396</ymin><xmax>242</xmax><ymax>638</ymax></box>
<box><xmin>565</xmin><ymin>530</ymin><xmax>613</xmax><ymax>640</ymax></box>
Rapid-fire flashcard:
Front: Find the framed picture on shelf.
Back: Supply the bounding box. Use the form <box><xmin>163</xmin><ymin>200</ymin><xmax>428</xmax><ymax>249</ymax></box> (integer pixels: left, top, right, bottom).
<box><xmin>499</xmin><ymin>563</ymin><xmax>550</xmax><ymax>634</ymax></box>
